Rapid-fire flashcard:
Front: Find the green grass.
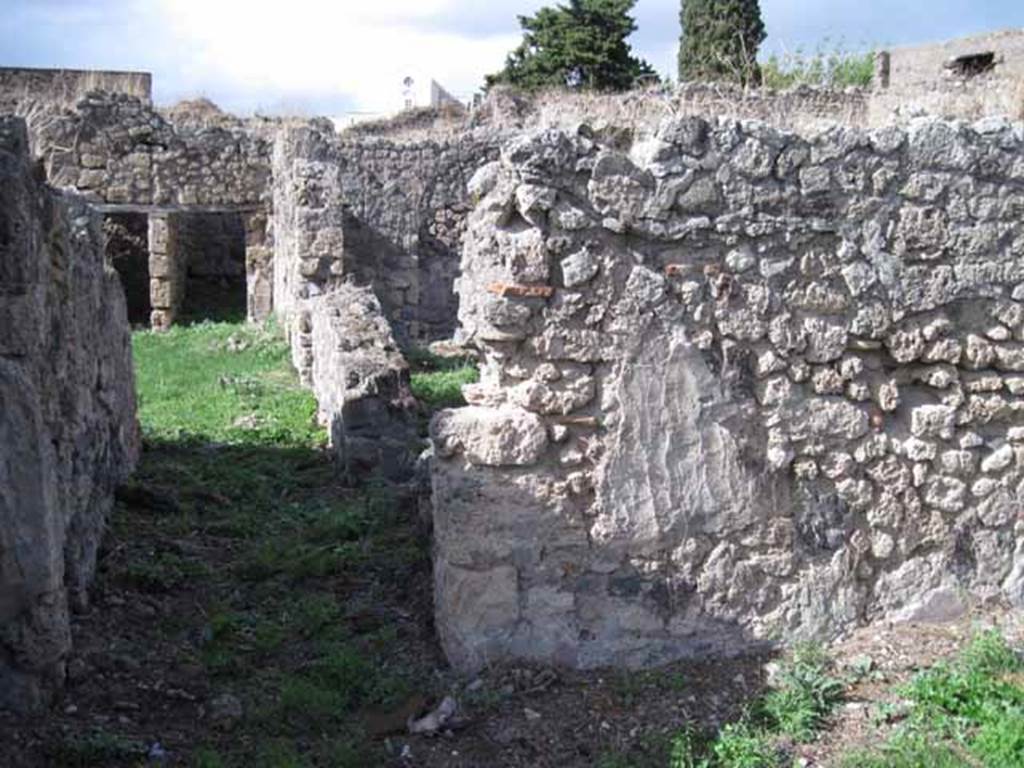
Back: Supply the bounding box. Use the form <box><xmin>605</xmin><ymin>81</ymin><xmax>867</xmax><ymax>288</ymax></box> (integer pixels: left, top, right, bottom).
<box><xmin>757</xmin><ymin>643</ymin><xmax>845</xmax><ymax>742</ymax></box>
<box><xmin>667</xmin><ymin>644</ymin><xmax>843</xmax><ymax>768</ymax></box>
<box><xmin>112</xmin><ymin>319</ymin><xmax>432</xmax><ymax>767</ymax></box>
<box><xmin>133</xmin><ymin>320</ymin><xmax>323</xmax><ymax>446</ymax></box>
<box><xmin>48</xmin><ymin>730</ymin><xmax>145</xmax><ymax>767</ymax></box>
<box><xmin>406</xmin><ymin>346</ymin><xmax>479</xmax><ymax>412</ymax></box>
<box><xmin>842</xmin><ymin>631</ymin><xmax>1024</xmax><ymax>768</ymax></box>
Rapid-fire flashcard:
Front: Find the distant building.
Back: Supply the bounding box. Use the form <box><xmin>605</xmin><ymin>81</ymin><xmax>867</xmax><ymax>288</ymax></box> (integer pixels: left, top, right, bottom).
<box><xmin>333</xmin><ymin>77</ymin><xmax>465</xmax><ymax>130</ymax></box>
<box><xmin>881</xmin><ymin>28</ymin><xmax>1024</xmax><ymax>88</ymax></box>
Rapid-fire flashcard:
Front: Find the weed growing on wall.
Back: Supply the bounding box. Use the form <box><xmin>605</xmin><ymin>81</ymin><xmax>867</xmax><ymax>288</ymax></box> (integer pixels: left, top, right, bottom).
<box><xmin>761</xmin><ymin>42</ymin><xmax>875</xmax><ymax>89</ymax></box>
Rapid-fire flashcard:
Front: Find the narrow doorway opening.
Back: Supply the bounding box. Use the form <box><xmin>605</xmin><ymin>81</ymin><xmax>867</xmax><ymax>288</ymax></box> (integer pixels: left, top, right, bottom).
<box><xmin>103</xmin><ymin>212</ymin><xmax>151</xmax><ymax>327</ymax></box>
<box><xmin>180</xmin><ymin>212</ymin><xmax>247</xmax><ymax>323</ymax></box>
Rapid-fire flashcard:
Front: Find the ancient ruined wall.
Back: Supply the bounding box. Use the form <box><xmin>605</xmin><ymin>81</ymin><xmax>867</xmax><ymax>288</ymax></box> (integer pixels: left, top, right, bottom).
<box><xmin>870</xmin><ymin>30</ymin><xmax>1024</xmax><ymax>124</ymax></box>
<box><xmin>432</xmin><ymin>116</ymin><xmax>1024</xmax><ymax>671</ymax></box>
<box><xmin>308</xmin><ymin>284</ymin><xmax>419</xmax><ymax>480</ymax></box>
<box><xmin>887</xmin><ymin>28</ymin><xmax>1024</xmax><ymax>86</ymax></box>
<box><xmin>271</xmin><ymin>122</ymin><xmax>348</xmax><ymax>381</ymax></box>
<box><xmin>147</xmin><ymin>212</ymin><xmax>186</xmax><ymax>330</ymax></box>
<box><xmin>0</xmin><ymin>117</ymin><xmax>139</xmax><ymax>710</ymax></box>
<box><xmin>271</xmin><ymin>128</ymin><xmax>419</xmax><ymax>476</ymax></box>
<box><xmin>31</xmin><ymin>92</ymin><xmax>272</xmax><ymax>208</ymax></box>
<box><xmin>0</xmin><ymin>67</ymin><xmax>151</xmax><ymax>112</ymax></box>
<box><xmin>273</xmin><ymin>121</ymin><xmax>503</xmax><ymax>344</ymax></box>
<box><xmin>4</xmin><ymin>90</ymin><xmax>285</xmax><ymax>326</ymax></box>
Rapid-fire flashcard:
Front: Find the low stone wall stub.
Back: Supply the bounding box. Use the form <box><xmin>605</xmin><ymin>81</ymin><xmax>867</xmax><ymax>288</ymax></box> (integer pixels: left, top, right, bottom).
<box><xmin>432</xmin><ymin>116</ymin><xmax>1024</xmax><ymax>672</ymax></box>
<box><xmin>305</xmin><ymin>284</ymin><xmax>419</xmax><ymax>481</ymax></box>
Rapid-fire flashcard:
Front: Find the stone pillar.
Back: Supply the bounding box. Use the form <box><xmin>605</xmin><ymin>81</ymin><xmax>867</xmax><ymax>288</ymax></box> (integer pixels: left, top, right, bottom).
<box><xmin>244</xmin><ymin>209</ymin><xmax>273</xmax><ymax>323</ymax></box>
<box><xmin>874</xmin><ymin>51</ymin><xmax>891</xmax><ymax>89</ymax></box>
<box><xmin>148</xmin><ymin>212</ymin><xmax>184</xmax><ymax>330</ymax></box>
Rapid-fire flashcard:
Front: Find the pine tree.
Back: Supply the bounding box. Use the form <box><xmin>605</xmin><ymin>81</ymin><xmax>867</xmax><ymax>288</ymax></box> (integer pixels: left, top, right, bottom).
<box><xmin>678</xmin><ymin>0</ymin><xmax>766</xmax><ymax>86</ymax></box>
<box><xmin>486</xmin><ymin>0</ymin><xmax>656</xmax><ymax>92</ymax></box>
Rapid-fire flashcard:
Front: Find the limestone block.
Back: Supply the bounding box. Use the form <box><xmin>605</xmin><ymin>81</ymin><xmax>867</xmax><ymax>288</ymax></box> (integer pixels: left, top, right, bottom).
<box><xmin>431</xmin><ymin>407</ymin><xmax>548</xmax><ymax>467</ymax></box>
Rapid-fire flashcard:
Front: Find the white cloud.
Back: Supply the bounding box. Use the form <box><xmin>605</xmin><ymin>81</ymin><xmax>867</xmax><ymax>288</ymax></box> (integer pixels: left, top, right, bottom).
<box><xmin>155</xmin><ymin>0</ymin><xmax>523</xmax><ymax>115</ymax></box>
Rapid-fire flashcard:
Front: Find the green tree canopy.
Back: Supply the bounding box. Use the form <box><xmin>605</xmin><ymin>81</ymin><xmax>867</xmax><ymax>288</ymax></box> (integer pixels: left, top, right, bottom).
<box><xmin>486</xmin><ymin>0</ymin><xmax>656</xmax><ymax>92</ymax></box>
<box><xmin>678</xmin><ymin>0</ymin><xmax>766</xmax><ymax>85</ymax></box>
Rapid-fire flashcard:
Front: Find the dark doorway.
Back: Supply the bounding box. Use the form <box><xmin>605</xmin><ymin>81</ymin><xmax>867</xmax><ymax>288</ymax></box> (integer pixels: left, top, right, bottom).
<box><xmin>103</xmin><ymin>212</ymin><xmax>151</xmax><ymax>327</ymax></box>
<box><xmin>179</xmin><ymin>212</ymin><xmax>247</xmax><ymax>323</ymax></box>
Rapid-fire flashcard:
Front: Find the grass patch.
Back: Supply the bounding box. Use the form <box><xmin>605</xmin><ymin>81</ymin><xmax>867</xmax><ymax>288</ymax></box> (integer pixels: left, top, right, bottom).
<box><xmin>406</xmin><ymin>346</ymin><xmax>479</xmax><ymax>412</ymax></box>
<box><xmin>757</xmin><ymin>642</ymin><xmax>844</xmax><ymax>741</ymax></box>
<box><xmin>133</xmin><ymin>319</ymin><xmax>322</xmax><ymax>446</ymax></box>
<box><xmin>668</xmin><ymin>644</ymin><xmax>843</xmax><ymax>767</ymax></box>
<box><xmin>842</xmin><ymin>631</ymin><xmax>1024</xmax><ymax>768</ymax></box>
<box><xmin>109</xmin><ymin>320</ymin><xmax>432</xmax><ymax>767</ymax></box>
<box><xmin>48</xmin><ymin>730</ymin><xmax>145</xmax><ymax>767</ymax></box>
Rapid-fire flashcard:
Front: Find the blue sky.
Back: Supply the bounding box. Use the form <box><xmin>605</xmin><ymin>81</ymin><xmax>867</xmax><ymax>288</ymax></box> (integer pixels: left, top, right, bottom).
<box><xmin>2</xmin><ymin>1</ymin><xmax>1023</xmax><ymax>117</ymax></box>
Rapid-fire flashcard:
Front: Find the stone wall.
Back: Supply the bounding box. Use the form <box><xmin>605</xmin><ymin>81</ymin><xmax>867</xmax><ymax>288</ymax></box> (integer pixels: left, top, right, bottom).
<box><xmin>887</xmin><ymin>28</ymin><xmax>1024</xmax><ymax>87</ymax></box>
<box><xmin>148</xmin><ymin>212</ymin><xmax>186</xmax><ymax>330</ymax></box>
<box><xmin>432</xmin><ymin>116</ymin><xmax>1024</xmax><ymax>671</ymax></box>
<box><xmin>31</xmin><ymin>92</ymin><xmax>272</xmax><ymax>208</ymax></box>
<box><xmin>3</xmin><ymin>89</ymin><xmax>279</xmax><ymax>326</ymax></box>
<box><xmin>271</xmin><ymin>129</ymin><xmax>419</xmax><ymax>476</ymax></box>
<box><xmin>0</xmin><ymin>117</ymin><xmax>139</xmax><ymax>710</ymax></box>
<box><xmin>0</xmin><ymin>67</ymin><xmax>151</xmax><ymax>112</ymax></box>
<box><xmin>273</xmin><ymin>121</ymin><xmax>503</xmax><ymax>344</ymax></box>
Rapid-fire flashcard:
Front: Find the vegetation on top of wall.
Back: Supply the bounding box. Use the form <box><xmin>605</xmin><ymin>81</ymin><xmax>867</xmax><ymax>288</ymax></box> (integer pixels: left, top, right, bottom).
<box><xmin>485</xmin><ymin>0</ymin><xmax>657</xmax><ymax>92</ymax></box>
<box><xmin>761</xmin><ymin>43</ymin><xmax>876</xmax><ymax>89</ymax></box>
<box><xmin>677</xmin><ymin>0</ymin><xmax>766</xmax><ymax>86</ymax></box>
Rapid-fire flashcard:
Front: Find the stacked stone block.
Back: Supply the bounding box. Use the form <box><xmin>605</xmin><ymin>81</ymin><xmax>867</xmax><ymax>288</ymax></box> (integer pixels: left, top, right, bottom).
<box><xmin>148</xmin><ymin>213</ymin><xmax>186</xmax><ymax>330</ymax></box>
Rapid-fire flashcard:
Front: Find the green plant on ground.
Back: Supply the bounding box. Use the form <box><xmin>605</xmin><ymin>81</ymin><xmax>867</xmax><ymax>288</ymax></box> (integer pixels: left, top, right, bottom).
<box><xmin>49</xmin><ymin>729</ymin><xmax>144</xmax><ymax>767</ymax></box>
<box><xmin>761</xmin><ymin>42</ymin><xmax>875</xmax><ymax>89</ymax></box>
<box><xmin>842</xmin><ymin>630</ymin><xmax>1024</xmax><ymax>768</ymax></box>
<box><xmin>118</xmin><ymin>319</ymin><xmax>428</xmax><ymax>767</ymax></box>
<box><xmin>668</xmin><ymin>644</ymin><xmax>841</xmax><ymax>767</ymax></box>
<box><xmin>757</xmin><ymin>642</ymin><xmax>844</xmax><ymax>741</ymax></box>
<box><xmin>704</xmin><ymin>721</ymin><xmax>779</xmax><ymax>767</ymax></box>
<box><xmin>132</xmin><ymin>319</ymin><xmax>322</xmax><ymax>446</ymax></box>
<box><xmin>407</xmin><ymin>345</ymin><xmax>479</xmax><ymax>415</ymax></box>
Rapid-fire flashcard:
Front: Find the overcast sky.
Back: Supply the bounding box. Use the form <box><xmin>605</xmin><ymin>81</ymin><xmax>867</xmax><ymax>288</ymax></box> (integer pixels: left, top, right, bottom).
<box><xmin>3</xmin><ymin>0</ymin><xmax>1023</xmax><ymax>117</ymax></box>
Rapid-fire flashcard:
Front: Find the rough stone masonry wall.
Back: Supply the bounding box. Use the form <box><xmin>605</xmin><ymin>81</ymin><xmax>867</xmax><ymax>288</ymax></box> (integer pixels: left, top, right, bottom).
<box><xmin>147</xmin><ymin>212</ymin><xmax>186</xmax><ymax>330</ymax></box>
<box><xmin>432</xmin><ymin>116</ymin><xmax>1024</xmax><ymax>672</ymax></box>
<box><xmin>0</xmin><ymin>117</ymin><xmax>139</xmax><ymax>710</ymax></box>
<box><xmin>0</xmin><ymin>67</ymin><xmax>152</xmax><ymax>113</ymax></box>
<box><xmin>273</xmin><ymin>121</ymin><xmax>503</xmax><ymax>344</ymax></box>
<box><xmin>29</xmin><ymin>92</ymin><xmax>272</xmax><ymax>208</ymax></box>
<box><xmin>11</xmin><ymin>91</ymin><xmax>278</xmax><ymax>325</ymax></box>
<box><xmin>308</xmin><ymin>284</ymin><xmax>419</xmax><ymax>481</ymax></box>
<box><xmin>271</xmin><ymin>126</ymin><xmax>420</xmax><ymax>478</ymax></box>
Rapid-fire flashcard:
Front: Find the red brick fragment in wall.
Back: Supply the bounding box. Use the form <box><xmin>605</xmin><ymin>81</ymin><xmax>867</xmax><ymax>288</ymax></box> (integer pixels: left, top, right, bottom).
<box><xmin>486</xmin><ymin>282</ymin><xmax>555</xmax><ymax>298</ymax></box>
